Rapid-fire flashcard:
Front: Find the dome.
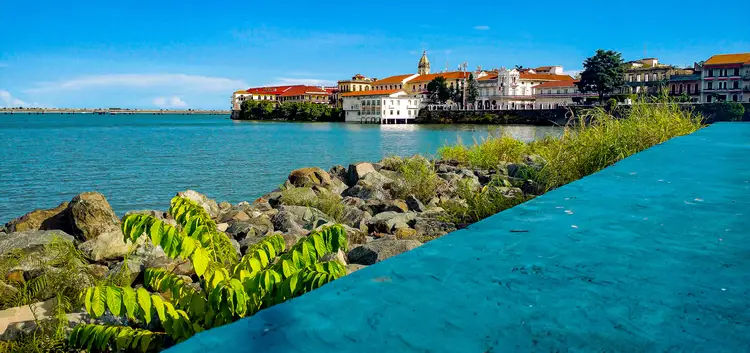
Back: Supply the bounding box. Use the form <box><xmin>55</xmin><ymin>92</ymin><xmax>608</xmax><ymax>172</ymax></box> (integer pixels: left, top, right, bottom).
<box><xmin>418</xmin><ymin>50</ymin><xmax>431</xmax><ymax>75</ymax></box>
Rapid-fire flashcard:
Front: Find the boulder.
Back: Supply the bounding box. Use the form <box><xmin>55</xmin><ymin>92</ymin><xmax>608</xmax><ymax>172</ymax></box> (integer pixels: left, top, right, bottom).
<box><xmin>67</xmin><ymin>192</ymin><xmax>120</xmax><ymax>241</ymax></box>
<box><xmin>405</xmin><ymin>195</ymin><xmax>425</xmax><ymax>212</ymax></box>
<box><xmin>521</xmin><ymin>179</ymin><xmax>545</xmax><ymax>195</ymax></box>
<box><xmin>276</xmin><ymin>205</ymin><xmax>330</xmax><ymax>230</ymax></box>
<box><xmin>413</xmin><ymin>218</ymin><xmax>457</xmax><ymax>239</ymax></box>
<box><xmin>0</xmin><ymin>230</ymin><xmax>75</xmax><ymax>257</ymax></box>
<box><xmin>364</xmin><ymin>199</ymin><xmax>409</xmax><ymax>215</ymax></box>
<box><xmin>344</xmin><ymin>179</ymin><xmax>390</xmax><ymax>200</ymax></box>
<box><xmin>177</xmin><ymin>190</ymin><xmax>219</xmax><ymax>219</ymax></box>
<box><xmin>226</xmin><ymin>215</ymin><xmax>274</xmax><ymax>239</ymax></box>
<box><xmin>346</xmin><ymin>162</ymin><xmax>376</xmax><ymax>186</ymax></box>
<box><xmin>347</xmin><ymin>239</ymin><xmax>422</xmax><ymax>265</ymax></box>
<box><xmin>288</xmin><ymin>167</ymin><xmax>332</xmax><ymax>187</ymax></box>
<box><xmin>3</xmin><ymin>202</ymin><xmax>71</xmax><ymax>233</ymax></box>
<box><xmin>124</xmin><ymin>209</ymin><xmax>168</xmax><ymax>220</ymax></box>
<box><xmin>339</xmin><ymin>205</ymin><xmax>370</xmax><ymax>230</ymax></box>
<box><xmin>395</xmin><ymin>228</ymin><xmax>418</xmax><ymax>239</ymax></box>
<box><xmin>279</xmin><ymin>187</ymin><xmax>317</xmax><ymax>206</ymax></box>
<box><xmin>77</xmin><ymin>229</ymin><xmax>130</xmax><ymax>261</ymax></box>
<box><xmin>219</xmin><ymin>210</ymin><xmax>251</xmax><ymax>223</ymax></box>
<box><xmin>272</xmin><ymin>210</ymin><xmax>303</xmax><ymax>233</ymax></box>
<box><xmin>364</xmin><ymin>211</ymin><xmax>417</xmax><ymax>234</ymax></box>
<box><xmin>320</xmin><ymin>249</ymin><xmax>347</xmax><ymax>265</ymax></box>
<box><xmin>328</xmin><ymin>165</ymin><xmax>348</xmax><ymax>182</ymax></box>
<box><xmin>329</xmin><ymin>177</ymin><xmax>349</xmax><ymax>195</ymax></box>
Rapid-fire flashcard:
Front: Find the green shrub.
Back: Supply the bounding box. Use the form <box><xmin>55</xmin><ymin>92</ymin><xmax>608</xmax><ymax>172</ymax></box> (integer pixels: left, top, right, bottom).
<box><xmin>279</xmin><ymin>187</ymin><xmax>345</xmax><ymax>222</ymax></box>
<box><xmin>67</xmin><ymin>196</ymin><xmax>349</xmax><ymax>352</ymax></box>
<box><xmin>441</xmin><ymin>178</ymin><xmax>527</xmax><ymax>224</ymax></box>
<box><xmin>391</xmin><ymin>156</ymin><xmax>439</xmax><ymax>203</ymax></box>
<box><xmin>437</xmin><ymin>134</ymin><xmax>528</xmax><ymax>168</ymax></box>
<box><xmin>698</xmin><ymin>102</ymin><xmax>745</xmax><ymax>122</ymax></box>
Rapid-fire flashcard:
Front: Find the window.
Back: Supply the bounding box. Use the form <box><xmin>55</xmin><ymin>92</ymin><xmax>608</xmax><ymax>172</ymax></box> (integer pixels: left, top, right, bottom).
<box><xmin>629</xmin><ymin>75</ymin><xmax>633</xmax><ymax>82</ymax></box>
<box><xmin>564</xmin><ymin>89</ymin><xmax>569</xmax><ymax>93</ymax></box>
<box><xmin>556</xmin><ymin>89</ymin><xmax>560</xmax><ymax>94</ymax></box>
<box><xmin>671</xmin><ymin>84</ymin><xmax>676</xmax><ymax>94</ymax></box>
<box><xmin>679</xmin><ymin>84</ymin><xmax>683</xmax><ymax>94</ymax></box>
<box><xmin>707</xmin><ymin>95</ymin><xmax>713</xmax><ymax>103</ymax></box>
<box><xmin>636</xmin><ymin>74</ymin><xmax>641</xmax><ymax>82</ymax></box>
<box><xmin>734</xmin><ymin>68</ymin><xmax>740</xmax><ymax>76</ymax></box>
<box><xmin>732</xmin><ymin>94</ymin><xmax>738</xmax><ymax>102</ymax></box>
<box><xmin>707</xmin><ymin>82</ymin><xmax>713</xmax><ymax>90</ymax></box>
<box><xmin>708</xmin><ymin>69</ymin><xmax>714</xmax><ymax>77</ymax></box>
<box><xmin>733</xmin><ymin>81</ymin><xmax>739</xmax><ymax>89</ymax></box>
<box><xmin>694</xmin><ymin>83</ymin><xmax>699</xmax><ymax>92</ymax></box>
<box><xmin>644</xmin><ymin>74</ymin><xmax>649</xmax><ymax>82</ymax></box>
<box><xmin>390</xmin><ymin>110</ymin><xmax>393</xmax><ymax>115</ymax></box>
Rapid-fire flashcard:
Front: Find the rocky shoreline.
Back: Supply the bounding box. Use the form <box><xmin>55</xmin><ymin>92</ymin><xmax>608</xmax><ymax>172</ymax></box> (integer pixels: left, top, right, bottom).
<box><xmin>0</xmin><ymin>154</ymin><xmax>545</xmax><ymax>341</ymax></box>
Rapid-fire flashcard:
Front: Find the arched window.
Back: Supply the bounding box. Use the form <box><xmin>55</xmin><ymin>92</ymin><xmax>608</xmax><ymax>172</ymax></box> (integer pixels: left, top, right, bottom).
<box><xmin>732</xmin><ymin>94</ymin><xmax>738</xmax><ymax>102</ymax></box>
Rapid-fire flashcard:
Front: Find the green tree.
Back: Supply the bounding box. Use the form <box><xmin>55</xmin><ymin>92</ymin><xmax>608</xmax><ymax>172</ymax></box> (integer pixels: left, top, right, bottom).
<box><xmin>427</xmin><ymin>76</ymin><xmax>451</xmax><ymax>104</ymax></box>
<box><xmin>68</xmin><ymin>196</ymin><xmax>348</xmax><ymax>352</ymax></box>
<box><xmin>576</xmin><ymin>49</ymin><xmax>626</xmax><ymax>102</ymax></box>
<box><xmin>466</xmin><ymin>73</ymin><xmax>478</xmax><ymax>105</ymax></box>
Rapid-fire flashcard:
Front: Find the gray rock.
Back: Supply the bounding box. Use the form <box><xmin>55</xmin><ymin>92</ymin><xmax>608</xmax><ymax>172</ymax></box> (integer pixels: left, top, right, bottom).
<box><xmin>521</xmin><ymin>179</ymin><xmax>545</xmax><ymax>195</ymax></box>
<box><xmin>277</xmin><ymin>205</ymin><xmax>330</xmax><ymax>230</ymax></box>
<box><xmin>0</xmin><ymin>230</ymin><xmax>75</xmax><ymax>256</ymax></box>
<box><xmin>219</xmin><ymin>210</ymin><xmax>251</xmax><ymax>223</ymax></box>
<box><xmin>413</xmin><ymin>218</ymin><xmax>457</xmax><ymax>239</ymax></box>
<box><xmin>340</xmin><ymin>205</ymin><xmax>370</xmax><ymax>230</ymax></box>
<box><xmin>365</xmin><ymin>211</ymin><xmax>417</xmax><ymax>233</ymax></box>
<box><xmin>329</xmin><ymin>177</ymin><xmax>349</xmax><ymax>195</ymax></box>
<box><xmin>344</xmin><ymin>179</ymin><xmax>390</xmax><ymax>200</ymax></box>
<box><xmin>405</xmin><ymin>195</ymin><xmax>425</xmax><ymax>212</ymax></box>
<box><xmin>320</xmin><ymin>249</ymin><xmax>347</xmax><ymax>265</ymax></box>
<box><xmin>3</xmin><ymin>202</ymin><xmax>71</xmax><ymax>234</ymax></box>
<box><xmin>364</xmin><ymin>199</ymin><xmax>408</xmax><ymax>215</ymax></box>
<box><xmin>346</xmin><ymin>162</ymin><xmax>376</xmax><ymax>186</ymax></box>
<box><xmin>238</xmin><ymin>235</ymin><xmax>266</xmax><ymax>254</ymax></box>
<box><xmin>272</xmin><ymin>210</ymin><xmax>303</xmax><ymax>233</ymax></box>
<box><xmin>226</xmin><ymin>215</ymin><xmax>274</xmax><ymax>239</ymax></box>
<box><xmin>347</xmin><ymin>239</ymin><xmax>422</xmax><ymax>265</ymax></box>
<box><xmin>328</xmin><ymin>165</ymin><xmax>348</xmax><ymax>182</ymax></box>
<box><xmin>177</xmin><ymin>190</ymin><xmax>220</xmax><ymax>219</ymax></box>
<box><xmin>67</xmin><ymin>192</ymin><xmax>120</xmax><ymax>241</ymax></box>
<box><xmin>77</xmin><ymin>229</ymin><xmax>131</xmax><ymax>261</ymax></box>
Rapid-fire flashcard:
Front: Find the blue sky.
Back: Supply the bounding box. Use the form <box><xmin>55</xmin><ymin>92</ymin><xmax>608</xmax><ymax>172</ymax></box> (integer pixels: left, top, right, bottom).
<box><xmin>1</xmin><ymin>0</ymin><xmax>748</xmax><ymax>109</ymax></box>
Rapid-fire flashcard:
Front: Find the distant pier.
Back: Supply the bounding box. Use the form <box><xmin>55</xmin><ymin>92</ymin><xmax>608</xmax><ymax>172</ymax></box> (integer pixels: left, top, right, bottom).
<box><xmin>0</xmin><ymin>108</ymin><xmax>231</xmax><ymax>115</ymax></box>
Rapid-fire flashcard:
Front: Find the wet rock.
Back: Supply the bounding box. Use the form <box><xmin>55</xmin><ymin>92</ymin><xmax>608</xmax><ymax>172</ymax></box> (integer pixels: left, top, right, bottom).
<box><xmin>3</xmin><ymin>202</ymin><xmax>71</xmax><ymax>234</ymax></box>
<box><xmin>347</xmin><ymin>239</ymin><xmax>422</xmax><ymax>265</ymax></box>
<box><xmin>346</xmin><ymin>162</ymin><xmax>375</xmax><ymax>186</ymax></box>
<box><xmin>288</xmin><ymin>167</ymin><xmax>332</xmax><ymax>187</ymax></box>
<box><xmin>67</xmin><ymin>192</ymin><xmax>120</xmax><ymax>241</ymax></box>
<box><xmin>177</xmin><ymin>190</ymin><xmax>220</xmax><ymax>219</ymax></box>
<box><xmin>405</xmin><ymin>195</ymin><xmax>425</xmax><ymax>212</ymax></box>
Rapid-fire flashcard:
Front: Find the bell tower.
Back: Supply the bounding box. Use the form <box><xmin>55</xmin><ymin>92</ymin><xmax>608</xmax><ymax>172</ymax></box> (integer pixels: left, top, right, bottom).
<box><xmin>418</xmin><ymin>50</ymin><xmax>431</xmax><ymax>75</ymax></box>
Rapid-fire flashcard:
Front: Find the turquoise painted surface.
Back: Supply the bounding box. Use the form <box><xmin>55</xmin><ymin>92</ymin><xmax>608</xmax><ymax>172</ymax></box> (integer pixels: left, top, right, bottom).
<box><xmin>0</xmin><ymin>114</ymin><xmax>560</xmax><ymax>221</ymax></box>
<box><xmin>168</xmin><ymin>123</ymin><xmax>750</xmax><ymax>352</ymax></box>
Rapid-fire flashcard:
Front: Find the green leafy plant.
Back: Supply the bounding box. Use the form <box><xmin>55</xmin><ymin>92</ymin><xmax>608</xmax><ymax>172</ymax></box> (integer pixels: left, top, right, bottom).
<box><xmin>391</xmin><ymin>156</ymin><xmax>440</xmax><ymax>203</ymax></box>
<box><xmin>441</xmin><ymin>178</ymin><xmax>527</xmax><ymax>224</ymax></box>
<box><xmin>68</xmin><ymin>196</ymin><xmax>348</xmax><ymax>352</ymax></box>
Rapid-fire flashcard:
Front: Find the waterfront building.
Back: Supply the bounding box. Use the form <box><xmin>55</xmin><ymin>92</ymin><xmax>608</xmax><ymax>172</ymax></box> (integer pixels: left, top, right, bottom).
<box><xmin>371</xmin><ymin>74</ymin><xmax>419</xmax><ymax>91</ymax></box>
<box><xmin>341</xmin><ymin>90</ymin><xmax>421</xmax><ymax>124</ymax></box>
<box><xmin>231</xmin><ymin>85</ymin><xmax>330</xmax><ymax>109</ymax></box>
<box><xmin>475</xmin><ymin>67</ymin><xmax>573</xmax><ymax>108</ymax></box>
<box><xmin>534</xmin><ymin>80</ymin><xmax>596</xmax><ymax>106</ymax></box>
<box><xmin>620</xmin><ymin>58</ymin><xmax>680</xmax><ymax>95</ymax></box>
<box><xmin>668</xmin><ymin>63</ymin><xmax>702</xmax><ymax>102</ymax></box>
<box><xmin>404</xmin><ymin>71</ymin><xmax>471</xmax><ymax>98</ymax></box>
<box><xmin>333</xmin><ymin>74</ymin><xmax>376</xmax><ymax>107</ymax></box>
<box><xmin>701</xmin><ymin>53</ymin><xmax>750</xmax><ymax>103</ymax></box>
<box><xmin>532</xmin><ymin>66</ymin><xmax>564</xmax><ymax>75</ymax></box>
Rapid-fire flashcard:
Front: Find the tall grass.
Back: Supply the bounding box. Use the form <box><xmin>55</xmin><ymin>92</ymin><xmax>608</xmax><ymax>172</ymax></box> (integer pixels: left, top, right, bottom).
<box><xmin>438</xmin><ymin>98</ymin><xmax>703</xmax><ymax>221</ymax></box>
<box><xmin>390</xmin><ymin>156</ymin><xmax>440</xmax><ymax>203</ymax></box>
<box><xmin>441</xmin><ymin>178</ymin><xmax>528</xmax><ymax>224</ymax></box>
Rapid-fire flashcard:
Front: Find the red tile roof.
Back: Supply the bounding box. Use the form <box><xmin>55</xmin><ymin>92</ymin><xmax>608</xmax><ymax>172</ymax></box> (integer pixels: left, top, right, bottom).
<box><xmin>534</xmin><ymin>80</ymin><xmax>578</xmax><ymax>88</ymax></box>
<box><xmin>279</xmin><ymin>85</ymin><xmax>329</xmax><ymax>97</ymax></box>
<box><xmin>704</xmin><ymin>53</ymin><xmax>750</xmax><ymax>66</ymax></box>
<box><xmin>373</xmin><ymin>74</ymin><xmax>415</xmax><ymax>85</ymax></box>
<box><xmin>243</xmin><ymin>86</ymin><xmax>294</xmax><ymax>95</ymax></box>
<box><xmin>409</xmin><ymin>71</ymin><xmax>470</xmax><ymax>83</ymax></box>
<box><xmin>519</xmin><ymin>73</ymin><xmax>575</xmax><ymax>81</ymax></box>
<box><xmin>340</xmin><ymin>89</ymin><xmax>401</xmax><ymax>97</ymax></box>
<box><xmin>478</xmin><ymin>74</ymin><xmax>498</xmax><ymax>81</ymax></box>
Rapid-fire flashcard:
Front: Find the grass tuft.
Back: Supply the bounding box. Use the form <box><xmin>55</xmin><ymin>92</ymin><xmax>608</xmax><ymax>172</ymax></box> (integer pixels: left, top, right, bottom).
<box><xmin>390</xmin><ymin>156</ymin><xmax>440</xmax><ymax>203</ymax></box>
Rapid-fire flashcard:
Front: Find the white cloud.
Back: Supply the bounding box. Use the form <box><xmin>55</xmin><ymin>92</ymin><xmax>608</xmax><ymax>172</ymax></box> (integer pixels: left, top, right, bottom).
<box><xmin>267</xmin><ymin>78</ymin><xmax>335</xmax><ymax>87</ymax></box>
<box><xmin>0</xmin><ymin>90</ymin><xmax>28</xmax><ymax>107</ymax></box>
<box><xmin>153</xmin><ymin>96</ymin><xmax>187</xmax><ymax>108</ymax></box>
<box><xmin>474</xmin><ymin>25</ymin><xmax>490</xmax><ymax>30</ymax></box>
<box><xmin>25</xmin><ymin>73</ymin><xmax>247</xmax><ymax>94</ymax></box>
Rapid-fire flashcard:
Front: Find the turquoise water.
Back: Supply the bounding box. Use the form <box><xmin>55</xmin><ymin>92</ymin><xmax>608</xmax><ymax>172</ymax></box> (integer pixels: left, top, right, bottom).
<box><xmin>0</xmin><ymin>114</ymin><xmax>560</xmax><ymax>221</ymax></box>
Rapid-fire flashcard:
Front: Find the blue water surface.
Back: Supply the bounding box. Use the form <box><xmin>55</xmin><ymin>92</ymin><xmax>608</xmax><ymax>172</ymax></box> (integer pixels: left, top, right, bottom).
<box><xmin>0</xmin><ymin>114</ymin><xmax>560</xmax><ymax>220</ymax></box>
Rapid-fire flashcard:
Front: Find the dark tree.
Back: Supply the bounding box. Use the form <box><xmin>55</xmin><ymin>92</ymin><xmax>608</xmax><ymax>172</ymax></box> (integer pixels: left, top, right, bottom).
<box><xmin>466</xmin><ymin>73</ymin><xmax>479</xmax><ymax>105</ymax></box>
<box><xmin>576</xmin><ymin>49</ymin><xmax>626</xmax><ymax>101</ymax></box>
<box><xmin>426</xmin><ymin>76</ymin><xmax>451</xmax><ymax>103</ymax></box>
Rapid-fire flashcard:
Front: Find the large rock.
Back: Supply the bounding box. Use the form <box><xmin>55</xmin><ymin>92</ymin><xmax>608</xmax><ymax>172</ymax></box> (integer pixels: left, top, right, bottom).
<box><xmin>328</xmin><ymin>165</ymin><xmax>348</xmax><ymax>182</ymax></box>
<box><xmin>365</xmin><ymin>211</ymin><xmax>417</xmax><ymax>233</ymax></box>
<box><xmin>364</xmin><ymin>199</ymin><xmax>408</xmax><ymax>215</ymax></box>
<box><xmin>288</xmin><ymin>167</ymin><xmax>332</xmax><ymax>187</ymax></box>
<box><xmin>272</xmin><ymin>210</ymin><xmax>303</xmax><ymax>233</ymax></box>
<box><xmin>226</xmin><ymin>215</ymin><xmax>274</xmax><ymax>239</ymax></box>
<box><xmin>177</xmin><ymin>190</ymin><xmax>219</xmax><ymax>219</ymax></box>
<box><xmin>347</xmin><ymin>239</ymin><xmax>422</xmax><ymax>265</ymax></box>
<box><xmin>346</xmin><ymin>162</ymin><xmax>376</xmax><ymax>186</ymax></box>
<box><xmin>276</xmin><ymin>205</ymin><xmax>330</xmax><ymax>230</ymax></box>
<box><xmin>405</xmin><ymin>195</ymin><xmax>425</xmax><ymax>212</ymax></box>
<box><xmin>339</xmin><ymin>205</ymin><xmax>370</xmax><ymax>230</ymax></box>
<box><xmin>0</xmin><ymin>230</ymin><xmax>75</xmax><ymax>257</ymax></box>
<box><xmin>413</xmin><ymin>218</ymin><xmax>457</xmax><ymax>239</ymax></box>
<box><xmin>344</xmin><ymin>179</ymin><xmax>390</xmax><ymax>200</ymax></box>
<box><xmin>3</xmin><ymin>202</ymin><xmax>71</xmax><ymax>234</ymax></box>
<box><xmin>67</xmin><ymin>192</ymin><xmax>120</xmax><ymax>241</ymax></box>
<box><xmin>77</xmin><ymin>229</ymin><xmax>130</xmax><ymax>261</ymax></box>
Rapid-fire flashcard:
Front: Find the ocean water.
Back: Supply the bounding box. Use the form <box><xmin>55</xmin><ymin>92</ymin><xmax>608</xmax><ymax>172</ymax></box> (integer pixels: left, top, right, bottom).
<box><xmin>0</xmin><ymin>114</ymin><xmax>561</xmax><ymax>221</ymax></box>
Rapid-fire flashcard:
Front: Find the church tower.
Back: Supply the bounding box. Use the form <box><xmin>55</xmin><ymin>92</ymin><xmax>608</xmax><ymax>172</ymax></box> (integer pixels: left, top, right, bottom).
<box><xmin>418</xmin><ymin>50</ymin><xmax>431</xmax><ymax>75</ymax></box>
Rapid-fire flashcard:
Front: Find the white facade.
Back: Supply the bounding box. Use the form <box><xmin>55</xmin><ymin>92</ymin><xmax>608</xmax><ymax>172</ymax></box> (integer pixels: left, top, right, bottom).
<box><xmin>342</xmin><ymin>91</ymin><xmax>421</xmax><ymax>124</ymax></box>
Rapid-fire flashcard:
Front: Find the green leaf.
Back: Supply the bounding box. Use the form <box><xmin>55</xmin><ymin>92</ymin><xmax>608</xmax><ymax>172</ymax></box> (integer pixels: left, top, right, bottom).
<box><xmin>150</xmin><ymin>220</ymin><xmax>163</xmax><ymax>247</ymax></box>
<box><xmin>137</xmin><ymin>287</ymin><xmax>152</xmax><ymax>325</ymax></box>
<box><xmin>106</xmin><ymin>286</ymin><xmax>123</xmax><ymax>317</ymax></box>
<box><xmin>115</xmin><ymin>327</ymin><xmax>133</xmax><ymax>350</ymax></box>
<box><xmin>192</xmin><ymin>246</ymin><xmax>209</xmax><ymax>277</ymax></box>
<box><xmin>140</xmin><ymin>333</ymin><xmax>153</xmax><ymax>352</ymax></box>
<box><xmin>122</xmin><ymin>287</ymin><xmax>137</xmax><ymax>319</ymax></box>
<box><xmin>152</xmin><ymin>295</ymin><xmax>166</xmax><ymax>322</ymax></box>
<box><xmin>91</xmin><ymin>286</ymin><xmax>106</xmax><ymax>317</ymax></box>
<box><xmin>83</xmin><ymin>287</ymin><xmax>94</xmax><ymax>316</ymax></box>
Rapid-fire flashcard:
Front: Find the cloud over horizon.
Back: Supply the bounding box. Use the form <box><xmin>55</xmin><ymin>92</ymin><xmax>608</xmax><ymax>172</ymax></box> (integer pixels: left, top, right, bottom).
<box><xmin>153</xmin><ymin>96</ymin><xmax>187</xmax><ymax>108</ymax></box>
<box><xmin>0</xmin><ymin>90</ymin><xmax>28</xmax><ymax>107</ymax></box>
<box><xmin>25</xmin><ymin>73</ymin><xmax>248</xmax><ymax>94</ymax></box>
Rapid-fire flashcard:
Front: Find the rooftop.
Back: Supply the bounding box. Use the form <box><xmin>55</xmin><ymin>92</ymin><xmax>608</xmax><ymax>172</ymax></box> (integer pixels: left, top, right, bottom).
<box><xmin>278</xmin><ymin>85</ymin><xmax>329</xmax><ymax>97</ymax></box>
<box><xmin>408</xmin><ymin>71</ymin><xmax>470</xmax><ymax>83</ymax></box>
<box><xmin>704</xmin><ymin>53</ymin><xmax>750</xmax><ymax>66</ymax></box>
<box><xmin>534</xmin><ymin>80</ymin><xmax>578</xmax><ymax>88</ymax></box>
<box><xmin>340</xmin><ymin>89</ymin><xmax>401</xmax><ymax>97</ymax></box>
<box><xmin>372</xmin><ymin>74</ymin><xmax>416</xmax><ymax>85</ymax></box>
<box><xmin>519</xmin><ymin>73</ymin><xmax>575</xmax><ymax>81</ymax></box>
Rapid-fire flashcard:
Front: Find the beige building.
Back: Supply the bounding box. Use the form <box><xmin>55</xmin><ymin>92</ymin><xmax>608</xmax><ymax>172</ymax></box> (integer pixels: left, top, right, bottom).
<box><xmin>534</xmin><ymin>80</ymin><xmax>596</xmax><ymax>106</ymax></box>
<box><xmin>333</xmin><ymin>74</ymin><xmax>375</xmax><ymax>107</ymax></box>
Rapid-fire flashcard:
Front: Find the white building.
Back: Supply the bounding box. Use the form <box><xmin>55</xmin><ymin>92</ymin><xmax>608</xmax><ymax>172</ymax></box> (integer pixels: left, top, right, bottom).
<box><xmin>534</xmin><ymin>80</ymin><xmax>596</xmax><ymax>106</ymax></box>
<box><xmin>475</xmin><ymin>67</ymin><xmax>575</xmax><ymax>108</ymax></box>
<box><xmin>341</xmin><ymin>90</ymin><xmax>421</xmax><ymax>124</ymax></box>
